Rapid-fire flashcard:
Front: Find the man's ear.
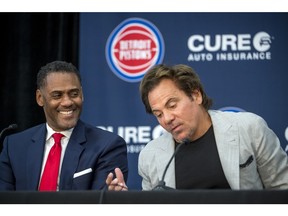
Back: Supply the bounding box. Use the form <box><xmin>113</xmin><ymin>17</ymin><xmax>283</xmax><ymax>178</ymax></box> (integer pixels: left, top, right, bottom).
<box><xmin>81</xmin><ymin>87</ymin><xmax>84</xmax><ymax>102</ymax></box>
<box><xmin>192</xmin><ymin>90</ymin><xmax>203</xmax><ymax>104</ymax></box>
<box><xmin>36</xmin><ymin>89</ymin><xmax>44</xmax><ymax>107</ymax></box>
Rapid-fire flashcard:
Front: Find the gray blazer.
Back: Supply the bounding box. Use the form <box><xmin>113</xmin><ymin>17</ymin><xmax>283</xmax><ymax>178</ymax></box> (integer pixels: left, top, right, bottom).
<box><xmin>138</xmin><ymin>110</ymin><xmax>288</xmax><ymax>190</ymax></box>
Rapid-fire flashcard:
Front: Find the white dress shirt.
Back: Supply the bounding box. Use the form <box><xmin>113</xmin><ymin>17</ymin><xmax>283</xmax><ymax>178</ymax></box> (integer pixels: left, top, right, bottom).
<box><xmin>39</xmin><ymin>123</ymin><xmax>74</xmax><ymax>191</ymax></box>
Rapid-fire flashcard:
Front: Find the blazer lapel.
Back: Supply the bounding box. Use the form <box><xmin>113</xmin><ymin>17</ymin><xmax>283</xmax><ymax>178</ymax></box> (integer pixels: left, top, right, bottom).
<box><xmin>59</xmin><ymin>120</ymin><xmax>85</xmax><ymax>190</ymax></box>
<box><xmin>155</xmin><ymin>133</ymin><xmax>176</xmax><ymax>188</ymax></box>
<box><xmin>26</xmin><ymin>124</ymin><xmax>47</xmax><ymax>190</ymax></box>
<box><xmin>209</xmin><ymin>111</ymin><xmax>240</xmax><ymax>189</ymax></box>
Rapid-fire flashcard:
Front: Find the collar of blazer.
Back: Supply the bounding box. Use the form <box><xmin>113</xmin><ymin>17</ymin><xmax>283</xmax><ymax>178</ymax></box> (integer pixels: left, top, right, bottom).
<box><xmin>209</xmin><ymin>110</ymin><xmax>240</xmax><ymax>189</ymax></box>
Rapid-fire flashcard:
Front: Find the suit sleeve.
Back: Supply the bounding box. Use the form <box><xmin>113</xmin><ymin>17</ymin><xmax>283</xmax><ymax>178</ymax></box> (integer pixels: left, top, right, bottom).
<box><xmin>251</xmin><ymin>115</ymin><xmax>288</xmax><ymax>189</ymax></box>
<box><xmin>0</xmin><ymin>137</ymin><xmax>16</xmax><ymax>190</ymax></box>
<box><xmin>138</xmin><ymin>148</ymin><xmax>153</xmax><ymax>191</ymax></box>
<box><xmin>90</xmin><ymin>134</ymin><xmax>128</xmax><ymax>190</ymax></box>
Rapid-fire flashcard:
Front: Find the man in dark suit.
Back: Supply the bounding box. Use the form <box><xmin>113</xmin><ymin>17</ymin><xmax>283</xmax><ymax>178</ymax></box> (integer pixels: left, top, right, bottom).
<box><xmin>0</xmin><ymin>60</ymin><xmax>128</xmax><ymax>191</ymax></box>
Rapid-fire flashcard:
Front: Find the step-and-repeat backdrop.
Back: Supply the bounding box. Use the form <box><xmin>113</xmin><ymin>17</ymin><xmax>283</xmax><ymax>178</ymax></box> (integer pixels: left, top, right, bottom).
<box><xmin>79</xmin><ymin>13</ymin><xmax>288</xmax><ymax>190</ymax></box>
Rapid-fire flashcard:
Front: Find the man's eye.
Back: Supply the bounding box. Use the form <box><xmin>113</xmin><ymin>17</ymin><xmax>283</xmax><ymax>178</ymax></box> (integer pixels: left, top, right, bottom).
<box><xmin>155</xmin><ymin>113</ymin><xmax>162</xmax><ymax>118</ymax></box>
<box><xmin>51</xmin><ymin>93</ymin><xmax>61</xmax><ymax>99</ymax></box>
<box><xmin>168</xmin><ymin>103</ymin><xmax>176</xmax><ymax>109</ymax></box>
<box><xmin>70</xmin><ymin>91</ymin><xmax>79</xmax><ymax>97</ymax></box>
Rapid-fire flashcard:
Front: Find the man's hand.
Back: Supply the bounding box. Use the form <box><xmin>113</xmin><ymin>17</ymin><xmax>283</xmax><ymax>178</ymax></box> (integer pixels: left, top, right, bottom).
<box><xmin>106</xmin><ymin>167</ymin><xmax>128</xmax><ymax>191</ymax></box>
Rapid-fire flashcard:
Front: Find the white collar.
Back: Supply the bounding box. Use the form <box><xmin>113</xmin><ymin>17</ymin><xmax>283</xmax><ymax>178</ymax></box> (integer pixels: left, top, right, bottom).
<box><xmin>45</xmin><ymin>123</ymin><xmax>74</xmax><ymax>141</ymax></box>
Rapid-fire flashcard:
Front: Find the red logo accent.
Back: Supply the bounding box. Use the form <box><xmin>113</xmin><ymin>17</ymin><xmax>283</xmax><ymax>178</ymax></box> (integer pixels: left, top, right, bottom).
<box><xmin>112</xmin><ymin>25</ymin><xmax>158</xmax><ymax>75</ymax></box>
<box><xmin>106</xmin><ymin>18</ymin><xmax>164</xmax><ymax>82</ymax></box>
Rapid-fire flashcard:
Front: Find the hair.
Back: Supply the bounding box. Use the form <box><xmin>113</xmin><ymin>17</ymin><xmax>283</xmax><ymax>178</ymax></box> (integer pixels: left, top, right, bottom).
<box><xmin>139</xmin><ymin>64</ymin><xmax>213</xmax><ymax>114</ymax></box>
<box><xmin>37</xmin><ymin>60</ymin><xmax>81</xmax><ymax>89</ymax></box>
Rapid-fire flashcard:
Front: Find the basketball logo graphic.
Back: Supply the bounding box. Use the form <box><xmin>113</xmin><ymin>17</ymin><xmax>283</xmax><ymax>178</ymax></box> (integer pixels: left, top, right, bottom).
<box><xmin>106</xmin><ymin>18</ymin><xmax>165</xmax><ymax>82</ymax></box>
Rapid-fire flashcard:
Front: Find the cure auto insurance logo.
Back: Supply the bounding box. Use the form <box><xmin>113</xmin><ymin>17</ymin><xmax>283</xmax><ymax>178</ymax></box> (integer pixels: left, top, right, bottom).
<box><xmin>106</xmin><ymin>18</ymin><xmax>165</xmax><ymax>82</ymax></box>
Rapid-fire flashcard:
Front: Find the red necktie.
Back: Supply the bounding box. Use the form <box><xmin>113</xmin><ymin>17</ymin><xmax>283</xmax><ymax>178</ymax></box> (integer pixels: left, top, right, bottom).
<box><xmin>39</xmin><ymin>133</ymin><xmax>64</xmax><ymax>191</ymax></box>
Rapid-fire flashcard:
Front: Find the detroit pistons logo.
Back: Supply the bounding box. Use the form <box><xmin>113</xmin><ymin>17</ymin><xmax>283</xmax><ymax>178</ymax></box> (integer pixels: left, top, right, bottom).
<box><xmin>106</xmin><ymin>18</ymin><xmax>165</xmax><ymax>82</ymax></box>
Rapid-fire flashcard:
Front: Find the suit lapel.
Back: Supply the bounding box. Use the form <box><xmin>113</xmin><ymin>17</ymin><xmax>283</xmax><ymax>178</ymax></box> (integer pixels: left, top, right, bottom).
<box><xmin>59</xmin><ymin>120</ymin><xmax>85</xmax><ymax>190</ymax></box>
<box><xmin>210</xmin><ymin>111</ymin><xmax>240</xmax><ymax>189</ymax></box>
<box><xmin>155</xmin><ymin>133</ymin><xmax>176</xmax><ymax>188</ymax></box>
<box><xmin>27</xmin><ymin>124</ymin><xmax>47</xmax><ymax>190</ymax></box>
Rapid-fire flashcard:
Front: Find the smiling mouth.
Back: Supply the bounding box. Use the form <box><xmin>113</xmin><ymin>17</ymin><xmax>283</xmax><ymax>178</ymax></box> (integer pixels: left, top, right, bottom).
<box><xmin>59</xmin><ymin>110</ymin><xmax>73</xmax><ymax>115</ymax></box>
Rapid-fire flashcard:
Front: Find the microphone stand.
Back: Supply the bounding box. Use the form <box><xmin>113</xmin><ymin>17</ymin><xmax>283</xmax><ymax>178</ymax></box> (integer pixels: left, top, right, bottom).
<box><xmin>0</xmin><ymin>124</ymin><xmax>18</xmax><ymax>140</ymax></box>
<box><xmin>0</xmin><ymin>124</ymin><xmax>18</xmax><ymax>151</ymax></box>
<box><xmin>153</xmin><ymin>139</ymin><xmax>189</xmax><ymax>191</ymax></box>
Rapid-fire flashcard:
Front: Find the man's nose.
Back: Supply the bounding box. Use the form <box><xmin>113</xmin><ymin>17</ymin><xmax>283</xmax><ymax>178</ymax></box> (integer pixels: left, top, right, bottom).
<box><xmin>61</xmin><ymin>95</ymin><xmax>73</xmax><ymax>106</ymax></box>
<box><xmin>163</xmin><ymin>111</ymin><xmax>174</xmax><ymax>125</ymax></box>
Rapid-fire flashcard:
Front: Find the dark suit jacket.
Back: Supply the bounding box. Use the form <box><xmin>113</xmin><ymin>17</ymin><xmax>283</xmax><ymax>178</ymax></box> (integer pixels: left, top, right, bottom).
<box><xmin>0</xmin><ymin>120</ymin><xmax>128</xmax><ymax>191</ymax></box>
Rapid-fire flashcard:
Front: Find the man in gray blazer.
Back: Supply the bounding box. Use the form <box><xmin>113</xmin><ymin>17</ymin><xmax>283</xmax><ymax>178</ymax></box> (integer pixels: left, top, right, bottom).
<box><xmin>107</xmin><ymin>64</ymin><xmax>288</xmax><ymax>191</ymax></box>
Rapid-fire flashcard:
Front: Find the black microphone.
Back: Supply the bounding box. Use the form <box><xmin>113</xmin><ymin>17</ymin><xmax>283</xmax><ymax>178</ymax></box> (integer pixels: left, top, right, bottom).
<box><xmin>153</xmin><ymin>138</ymin><xmax>189</xmax><ymax>191</ymax></box>
<box><xmin>0</xmin><ymin>124</ymin><xmax>18</xmax><ymax>141</ymax></box>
